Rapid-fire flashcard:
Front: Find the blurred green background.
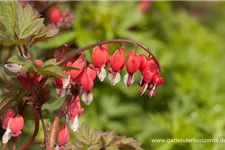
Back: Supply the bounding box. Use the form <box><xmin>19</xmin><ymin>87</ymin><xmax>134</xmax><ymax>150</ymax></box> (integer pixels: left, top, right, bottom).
<box><xmin>1</xmin><ymin>1</ymin><xmax>225</xmax><ymax>150</ymax></box>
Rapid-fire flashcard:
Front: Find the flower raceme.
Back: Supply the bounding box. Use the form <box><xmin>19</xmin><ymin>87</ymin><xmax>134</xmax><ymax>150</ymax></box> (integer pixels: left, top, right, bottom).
<box><xmin>1</xmin><ymin>109</ymin><xmax>24</xmax><ymax>144</ymax></box>
<box><xmin>52</xmin><ymin>45</ymin><xmax>163</xmax><ymax>106</ymax></box>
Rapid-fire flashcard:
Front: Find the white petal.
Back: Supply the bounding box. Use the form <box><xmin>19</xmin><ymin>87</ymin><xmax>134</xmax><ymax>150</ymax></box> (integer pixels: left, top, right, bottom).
<box><xmin>124</xmin><ymin>73</ymin><xmax>128</xmax><ymax>87</ymax></box>
<box><xmin>4</xmin><ymin>63</ymin><xmax>22</xmax><ymax>73</ymax></box>
<box><xmin>54</xmin><ymin>145</ymin><xmax>59</xmax><ymax>150</ymax></box>
<box><xmin>124</xmin><ymin>73</ymin><xmax>135</xmax><ymax>87</ymax></box>
<box><xmin>141</xmin><ymin>83</ymin><xmax>148</xmax><ymax>95</ymax></box>
<box><xmin>97</xmin><ymin>67</ymin><xmax>106</xmax><ymax>82</ymax></box>
<box><xmin>150</xmin><ymin>85</ymin><xmax>156</xmax><ymax>98</ymax></box>
<box><xmin>69</xmin><ymin>115</ymin><xmax>79</xmax><ymax>132</ymax></box>
<box><xmin>56</xmin><ymin>88</ymin><xmax>66</xmax><ymax>98</ymax></box>
<box><xmin>65</xmin><ymin>114</ymin><xmax>69</xmax><ymax>124</ymax></box>
<box><xmin>81</xmin><ymin>92</ymin><xmax>93</xmax><ymax>105</ymax></box>
<box><xmin>2</xmin><ymin>130</ymin><xmax>11</xmax><ymax>144</ymax></box>
<box><xmin>108</xmin><ymin>72</ymin><xmax>121</xmax><ymax>85</ymax></box>
<box><xmin>62</xmin><ymin>76</ymin><xmax>71</xmax><ymax>88</ymax></box>
<box><xmin>138</xmin><ymin>75</ymin><xmax>143</xmax><ymax>85</ymax></box>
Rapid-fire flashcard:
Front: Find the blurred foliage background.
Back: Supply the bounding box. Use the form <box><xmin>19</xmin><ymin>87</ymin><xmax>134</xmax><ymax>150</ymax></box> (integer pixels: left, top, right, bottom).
<box><xmin>1</xmin><ymin>1</ymin><xmax>225</xmax><ymax>150</ymax></box>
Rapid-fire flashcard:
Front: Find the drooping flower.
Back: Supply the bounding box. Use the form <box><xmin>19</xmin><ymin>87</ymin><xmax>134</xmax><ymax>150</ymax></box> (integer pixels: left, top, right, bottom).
<box><xmin>124</xmin><ymin>50</ymin><xmax>140</xmax><ymax>87</ymax></box>
<box><xmin>77</xmin><ymin>65</ymin><xmax>96</xmax><ymax>105</ymax></box>
<box><xmin>57</xmin><ymin>123</ymin><xmax>70</xmax><ymax>150</ymax></box>
<box><xmin>66</xmin><ymin>96</ymin><xmax>84</xmax><ymax>132</ymax></box>
<box><xmin>66</xmin><ymin>55</ymin><xmax>85</xmax><ymax>81</ymax></box>
<box><xmin>92</xmin><ymin>44</ymin><xmax>109</xmax><ymax>81</ymax></box>
<box><xmin>2</xmin><ymin>110</ymin><xmax>24</xmax><ymax>144</ymax></box>
<box><xmin>52</xmin><ymin>76</ymin><xmax>71</xmax><ymax>98</ymax></box>
<box><xmin>108</xmin><ymin>46</ymin><xmax>126</xmax><ymax>85</ymax></box>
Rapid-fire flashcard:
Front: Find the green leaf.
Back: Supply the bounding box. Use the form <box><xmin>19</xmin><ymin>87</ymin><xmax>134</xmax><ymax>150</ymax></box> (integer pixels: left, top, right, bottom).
<box><xmin>0</xmin><ymin>1</ymin><xmax>59</xmax><ymax>45</ymax></box>
<box><xmin>7</xmin><ymin>55</ymin><xmax>28</xmax><ymax>64</ymax></box>
<box><xmin>22</xmin><ymin>61</ymin><xmax>36</xmax><ymax>72</ymax></box>
<box><xmin>38</xmin><ymin>65</ymin><xmax>67</xmax><ymax>78</ymax></box>
<box><xmin>0</xmin><ymin>1</ymin><xmax>16</xmax><ymax>43</ymax></box>
<box><xmin>43</xmin><ymin>59</ymin><xmax>57</xmax><ymax>67</ymax></box>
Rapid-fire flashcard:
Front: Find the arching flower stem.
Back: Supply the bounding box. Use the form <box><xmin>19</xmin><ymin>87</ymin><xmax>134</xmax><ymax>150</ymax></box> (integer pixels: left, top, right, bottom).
<box><xmin>60</xmin><ymin>39</ymin><xmax>161</xmax><ymax>71</ymax></box>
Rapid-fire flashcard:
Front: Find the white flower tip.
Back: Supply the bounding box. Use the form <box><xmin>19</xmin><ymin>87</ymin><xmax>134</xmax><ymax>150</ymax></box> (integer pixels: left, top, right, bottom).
<box><xmin>81</xmin><ymin>92</ymin><xmax>93</xmax><ymax>105</ymax></box>
<box><xmin>56</xmin><ymin>88</ymin><xmax>66</xmax><ymax>98</ymax></box>
<box><xmin>108</xmin><ymin>72</ymin><xmax>121</xmax><ymax>85</ymax></box>
<box><xmin>140</xmin><ymin>83</ymin><xmax>148</xmax><ymax>95</ymax></box>
<box><xmin>4</xmin><ymin>63</ymin><xmax>22</xmax><ymax>73</ymax></box>
<box><xmin>124</xmin><ymin>73</ymin><xmax>135</xmax><ymax>87</ymax></box>
<box><xmin>2</xmin><ymin>130</ymin><xmax>11</xmax><ymax>144</ymax></box>
<box><xmin>62</xmin><ymin>76</ymin><xmax>71</xmax><ymax>88</ymax></box>
<box><xmin>54</xmin><ymin>145</ymin><xmax>59</xmax><ymax>150</ymax></box>
<box><xmin>69</xmin><ymin>115</ymin><xmax>79</xmax><ymax>132</ymax></box>
<box><xmin>97</xmin><ymin>67</ymin><xmax>106</xmax><ymax>82</ymax></box>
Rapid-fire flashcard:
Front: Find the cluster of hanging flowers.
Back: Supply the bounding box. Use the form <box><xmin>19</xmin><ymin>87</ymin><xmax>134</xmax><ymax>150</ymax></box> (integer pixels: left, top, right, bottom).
<box><xmin>2</xmin><ymin>41</ymin><xmax>163</xmax><ymax>149</ymax></box>
<box><xmin>53</xmin><ymin>44</ymin><xmax>163</xmax><ymax>103</ymax></box>
<box><xmin>52</xmin><ymin>44</ymin><xmax>163</xmax><ymax>149</ymax></box>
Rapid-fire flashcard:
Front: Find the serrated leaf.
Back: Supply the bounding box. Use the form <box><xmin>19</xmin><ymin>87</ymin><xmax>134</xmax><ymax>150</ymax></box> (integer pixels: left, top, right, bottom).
<box><xmin>0</xmin><ymin>1</ymin><xmax>58</xmax><ymax>45</ymax></box>
<box><xmin>0</xmin><ymin>1</ymin><xmax>16</xmax><ymax>43</ymax></box>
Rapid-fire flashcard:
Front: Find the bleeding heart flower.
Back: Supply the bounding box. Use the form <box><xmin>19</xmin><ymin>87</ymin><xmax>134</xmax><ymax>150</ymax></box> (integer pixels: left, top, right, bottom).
<box><xmin>57</xmin><ymin>123</ymin><xmax>70</xmax><ymax>150</ymax></box>
<box><xmin>66</xmin><ymin>55</ymin><xmax>85</xmax><ymax>81</ymax></box>
<box><xmin>66</xmin><ymin>96</ymin><xmax>84</xmax><ymax>132</ymax></box>
<box><xmin>2</xmin><ymin>113</ymin><xmax>24</xmax><ymax>144</ymax></box>
<box><xmin>124</xmin><ymin>50</ymin><xmax>140</xmax><ymax>87</ymax></box>
<box><xmin>108</xmin><ymin>46</ymin><xmax>126</xmax><ymax>85</ymax></box>
<box><xmin>139</xmin><ymin>69</ymin><xmax>157</xmax><ymax>95</ymax></box>
<box><xmin>76</xmin><ymin>65</ymin><xmax>96</xmax><ymax>105</ymax></box>
<box><xmin>92</xmin><ymin>44</ymin><xmax>109</xmax><ymax>81</ymax></box>
<box><xmin>52</xmin><ymin>76</ymin><xmax>71</xmax><ymax>98</ymax></box>
<box><xmin>8</xmin><ymin>115</ymin><xmax>24</xmax><ymax>137</ymax></box>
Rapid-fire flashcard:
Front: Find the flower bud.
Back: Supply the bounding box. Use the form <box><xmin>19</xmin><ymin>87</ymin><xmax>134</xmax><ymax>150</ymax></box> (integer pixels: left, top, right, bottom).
<box><xmin>57</xmin><ymin>124</ymin><xmax>70</xmax><ymax>149</ymax></box>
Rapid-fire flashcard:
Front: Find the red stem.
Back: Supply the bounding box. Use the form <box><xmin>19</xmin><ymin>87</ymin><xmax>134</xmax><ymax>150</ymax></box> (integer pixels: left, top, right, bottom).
<box><xmin>2</xmin><ymin>144</ymin><xmax>7</xmax><ymax>150</ymax></box>
<box><xmin>18</xmin><ymin>106</ymin><xmax>39</xmax><ymax>150</ymax></box>
<box><xmin>17</xmin><ymin>45</ymin><xmax>23</xmax><ymax>56</ymax></box>
<box><xmin>23</xmin><ymin>45</ymin><xmax>28</xmax><ymax>57</ymax></box>
<box><xmin>60</xmin><ymin>39</ymin><xmax>161</xmax><ymax>71</ymax></box>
